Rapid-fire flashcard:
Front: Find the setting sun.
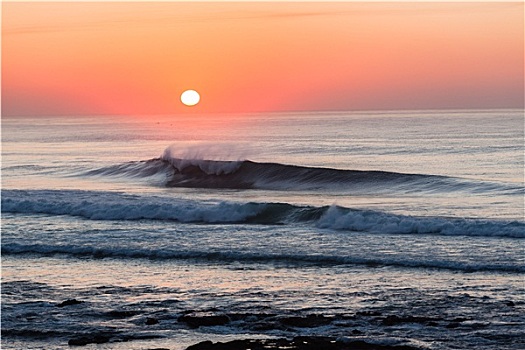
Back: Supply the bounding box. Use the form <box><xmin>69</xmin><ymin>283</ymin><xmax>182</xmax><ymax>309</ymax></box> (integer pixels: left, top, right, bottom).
<box><xmin>180</xmin><ymin>90</ymin><xmax>200</xmax><ymax>107</ymax></box>
<box><xmin>2</xmin><ymin>2</ymin><xmax>522</xmax><ymax>115</ymax></box>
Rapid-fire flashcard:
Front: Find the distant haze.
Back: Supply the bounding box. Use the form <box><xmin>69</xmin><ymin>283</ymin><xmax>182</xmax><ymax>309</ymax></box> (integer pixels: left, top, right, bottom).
<box><xmin>2</xmin><ymin>2</ymin><xmax>523</xmax><ymax>116</ymax></box>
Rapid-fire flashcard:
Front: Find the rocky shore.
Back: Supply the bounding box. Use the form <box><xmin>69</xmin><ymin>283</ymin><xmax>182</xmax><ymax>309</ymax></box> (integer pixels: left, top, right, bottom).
<box><xmin>17</xmin><ymin>296</ymin><xmax>517</xmax><ymax>349</ymax></box>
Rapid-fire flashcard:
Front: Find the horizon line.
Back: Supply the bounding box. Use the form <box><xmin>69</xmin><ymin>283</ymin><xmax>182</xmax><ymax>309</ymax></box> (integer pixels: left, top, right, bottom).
<box><xmin>3</xmin><ymin>107</ymin><xmax>524</xmax><ymax>119</ymax></box>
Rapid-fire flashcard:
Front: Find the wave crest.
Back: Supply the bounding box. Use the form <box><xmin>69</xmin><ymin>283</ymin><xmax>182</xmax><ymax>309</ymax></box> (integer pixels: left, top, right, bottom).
<box><xmin>82</xmin><ymin>157</ymin><xmax>522</xmax><ymax>195</ymax></box>
<box><xmin>161</xmin><ymin>144</ymin><xmax>244</xmax><ymax>176</ymax></box>
<box><xmin>2</xmin><ymin>189</ymin><xmax>523</xmax><ymax>238</ymax></box>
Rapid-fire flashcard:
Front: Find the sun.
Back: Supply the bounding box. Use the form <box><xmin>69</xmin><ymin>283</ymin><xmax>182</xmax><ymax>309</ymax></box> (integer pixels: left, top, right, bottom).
<box><xmin>180</xmin><ymin>90</ymin><xmax>200</xmax><ymax>106</ymax></box>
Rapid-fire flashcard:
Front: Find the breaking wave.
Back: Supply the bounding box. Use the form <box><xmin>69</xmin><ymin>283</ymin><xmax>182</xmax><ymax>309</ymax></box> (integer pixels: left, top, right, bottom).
<box><xmin>81</xmin><ymin>155</ymin><xmax>522</xmax><ymax>195</ymax></box>
<box><xmin>2</xmin><ymin>189</ymin><xmax>523</xmax><ymax>238</ymax></box>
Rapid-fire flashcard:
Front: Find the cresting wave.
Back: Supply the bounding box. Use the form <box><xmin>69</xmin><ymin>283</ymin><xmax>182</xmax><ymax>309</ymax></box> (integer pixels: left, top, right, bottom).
<box><xmin>81</xmin><ymin>155</ymin><xmax>522</xmax><ymax>194</ymax></box>
<box><xmin>2</xmin><ymin>242</ymin><xmax>523</xmax><ymax>273</ymax></box>
<box><xmin>2</xmin><ymin>189</ymin><xmax>524</xmax><ymax>238</ymax></box>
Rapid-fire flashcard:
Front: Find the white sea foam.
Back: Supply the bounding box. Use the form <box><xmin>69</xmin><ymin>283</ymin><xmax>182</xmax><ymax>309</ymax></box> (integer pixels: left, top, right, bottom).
<box><xmin>2</xmin><ymin>190</ymin><xmax>524</xmax><ymax>238</ymax></box>
<box><xmin>161</xmin><ymin>143</ymin><xmax>248</xmax><ymax>175</ymax></box>
<box><xmin>1</xmin><ymin>190</ymin><xmax>260</xmax><ymax>223</ymax></box>
<box><xmin>317</xmin><ymin>205</ymin><xmax>525</xmax><ymax>238</ymax></box>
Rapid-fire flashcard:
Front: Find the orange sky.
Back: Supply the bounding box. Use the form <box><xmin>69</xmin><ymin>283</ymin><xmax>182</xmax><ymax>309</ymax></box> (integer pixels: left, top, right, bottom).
<box><xmin>2</xmin><ymin>2</ymin><xmax>524</xmax><ymax>116</ymax></box>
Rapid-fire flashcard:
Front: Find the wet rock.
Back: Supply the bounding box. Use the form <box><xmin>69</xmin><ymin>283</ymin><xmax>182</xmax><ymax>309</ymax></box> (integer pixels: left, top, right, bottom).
<box><xmin>356</xmin><ymin>311</ymin><xmax>382</xmax><ymax>317</ymax></box>
<box><xmin>466</xmin><ymin>322</ymin><xmax>488</xmax><ymax>329</ymax></box>
<box><xmin>382</xmin><ymin>315</ymin><xmax>403</xmax><ymax>326</ymax></box>
<box><xmin>446</xmin><ymin>322</ymin><xmax>460</xmax><ymax>329</ymax></box>
<box><xmin>178</xmin><ymin>313</ymin><xmax>230</xmax><ymax>328</ymax></box>
<box><xmin>187</xmin><ymin>341</ymin><xmax>213</xmax><ymax>349</ymax></box>
<box><xmin>106</xmin><ymin>310</ymin><xmax>139</xmax><ymax>318</ymax></box>
<box><xmin>185</xmin><ymin>336</ymin><xmax>421</xmax><ymax>350</ymax></box>
<box><xmin>249</xmin><ymin>321</ymin><xmax>287</xmax><ymax>331</ymax></box>
<box><xmin>118</xmin><ymin>333</ymin><xmax>164</xmax><ymax>342</ymax></box>
<box><xmin>381</xmin><ymin>315</ymin><xmax>442</xmax><ymax>326</ymax></box>
<box><xmin>56</xmin><ymin>299</ymin><xmax>84</xmax><ymax>307</ymax></box>
<box><xmin>279</xmin><ymin>314</ymin><xmax>332</xmax><ymax>328</ymax></box>
<box><xmin>146</xmin><ymin>317</ymin><xmax>159</xmax><ymax>325</ymax></box>
<box><xmin>68</xmin><ymin>334</ymin><xmax>111</xmax><ymax>346</ymax></box>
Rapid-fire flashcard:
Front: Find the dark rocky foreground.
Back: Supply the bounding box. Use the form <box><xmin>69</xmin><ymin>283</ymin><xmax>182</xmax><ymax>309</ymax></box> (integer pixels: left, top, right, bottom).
<box><xmin>186</xmin><ymin>337</ymin><xmax>420</xmax><ymax>350</ymax></box>
<box><xmin>61</xmin><ymin>305</ymin><xmax>477</xmax><ymax>348</ymax></box>
<box><xmin>10</xmin><ymin>295</ymin><xmax>517</xmax><ymax>349</ymax></box>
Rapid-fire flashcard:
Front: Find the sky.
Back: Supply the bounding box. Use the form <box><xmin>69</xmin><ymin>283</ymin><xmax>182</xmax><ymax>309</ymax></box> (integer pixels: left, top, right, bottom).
<box><xmin>2</xmin><ymin>1</ymin><xmax>524</xmax><ymax>116</ymax></box>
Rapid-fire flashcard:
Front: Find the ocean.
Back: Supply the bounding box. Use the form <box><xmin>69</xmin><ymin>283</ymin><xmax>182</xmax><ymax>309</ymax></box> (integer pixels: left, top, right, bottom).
<box><xmin>1</xmin><ymin>109</ymin><xmax>524</xmax><ymax>349</ymax></box>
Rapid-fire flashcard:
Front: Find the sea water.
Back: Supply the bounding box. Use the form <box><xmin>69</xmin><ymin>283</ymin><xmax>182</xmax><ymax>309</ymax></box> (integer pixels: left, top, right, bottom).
<box><xmin>1</xmin><ymin>110</ymin><xmax>524</xmax><ymax>349</ymax></box>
